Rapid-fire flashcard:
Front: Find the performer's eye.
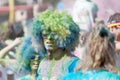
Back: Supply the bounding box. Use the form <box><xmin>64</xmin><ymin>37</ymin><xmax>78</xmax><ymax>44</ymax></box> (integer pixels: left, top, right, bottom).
<box><xmin>31</xmin><ymin>56</ymin><xmax>35</xmax><ymax>60</ymax></box>
<box><xmin>31</xmin><ymin>55</ymin><xmax>41</xmax><ymax>60</ymax></box>
<box><xmin>42</xmin><ymin>34</ymin><xmax>48</xmax><ymax>37</ymax></box>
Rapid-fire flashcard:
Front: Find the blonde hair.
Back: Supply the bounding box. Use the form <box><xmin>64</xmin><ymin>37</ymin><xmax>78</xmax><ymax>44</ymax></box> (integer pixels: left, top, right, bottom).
<box><xmin>78</xmin><ymin>26</ymin><xmax>118</xmax><ymax>73</ymax></box>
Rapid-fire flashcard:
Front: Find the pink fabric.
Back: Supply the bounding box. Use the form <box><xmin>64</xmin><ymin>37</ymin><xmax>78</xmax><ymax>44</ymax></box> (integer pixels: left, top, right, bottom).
<box><xmin>93</xmin><ymin>0</ymin><xmax>120</xmax><ymax>23</ymax></box>
<box><xmin>117</xmin><ymin>26</ymin><xmax>120</xmax><ymax>29</ymax></box>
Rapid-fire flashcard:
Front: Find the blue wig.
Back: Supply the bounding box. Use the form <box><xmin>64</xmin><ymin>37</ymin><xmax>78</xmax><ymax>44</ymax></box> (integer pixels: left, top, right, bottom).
<box><xmin>18</xmin><ymin>21</ymin><xmax>47</xmax><ymax>72</ymax></box>
<box><xmin>18</xmin><ymin>37</ymin><xmax>47</xmax><ymax>72</ymax></box>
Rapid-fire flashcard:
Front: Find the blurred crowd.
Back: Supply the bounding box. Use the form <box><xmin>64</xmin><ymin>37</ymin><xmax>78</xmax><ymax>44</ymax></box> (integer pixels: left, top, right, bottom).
<box><xmin>0</xmin><ymin>0</ymin><xmax>120</xmax><ymax>80</ymax></box>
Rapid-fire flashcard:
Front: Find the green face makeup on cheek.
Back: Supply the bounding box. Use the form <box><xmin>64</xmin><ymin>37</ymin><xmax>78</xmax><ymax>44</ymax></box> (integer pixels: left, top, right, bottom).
<box><xmin>30</xmin><ymin>55</ymin><xmax>41</xmax><ymax>70</ymax></box>
<box><xmin>42</xmin><ymin>30</ymin><xmax>58</xmax><ymax>51</ymax></box>
<box><xmin>30</xmin><ymin>60</ymin><xmax>40</xmax><ymax>70</ymax></box>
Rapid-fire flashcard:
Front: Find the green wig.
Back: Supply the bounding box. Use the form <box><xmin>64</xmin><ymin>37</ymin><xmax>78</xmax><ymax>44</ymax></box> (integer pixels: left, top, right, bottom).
<box><xmin>32</xmin><ymin>10</ymin><xmax>80</xmax><ymax>51</ymax></box>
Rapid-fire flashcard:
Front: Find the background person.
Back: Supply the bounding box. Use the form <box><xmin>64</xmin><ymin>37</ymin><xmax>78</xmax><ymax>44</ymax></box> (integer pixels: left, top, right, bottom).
<box><xmin>62</xmin><ymin>25</ymin><xmax>120</xmax><ymax>80</ymax></box>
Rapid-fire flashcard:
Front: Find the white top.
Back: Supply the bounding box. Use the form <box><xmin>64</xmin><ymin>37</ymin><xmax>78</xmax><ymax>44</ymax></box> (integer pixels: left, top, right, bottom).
<box><xmin>72</xmin><ymin>0</ymin><xmax>98</xmax><ymax>32</ymax></box>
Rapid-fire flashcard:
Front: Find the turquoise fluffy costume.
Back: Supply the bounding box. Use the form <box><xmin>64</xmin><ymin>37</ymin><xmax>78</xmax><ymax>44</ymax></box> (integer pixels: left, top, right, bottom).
<box><xmin>17</xmin><ymin>10</ymin><xmax>80</xmax><ymax>80</ymax></box>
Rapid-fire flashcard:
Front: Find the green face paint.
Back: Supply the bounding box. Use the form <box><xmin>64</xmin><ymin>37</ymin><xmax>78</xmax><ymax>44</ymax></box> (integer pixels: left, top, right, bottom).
<box><xmin>42</xmin><ymin>30</ymin><xmax>58</xmax><ymax>51</ymax></box>
<box><xmin>30</xmin><ymin>54</ymin><xmax>41</xmax><ymax>70</ymax></box>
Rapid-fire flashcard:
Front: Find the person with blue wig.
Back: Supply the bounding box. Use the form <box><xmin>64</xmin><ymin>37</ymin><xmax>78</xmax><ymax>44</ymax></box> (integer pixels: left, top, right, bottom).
<box><xmin>62</xmin><ymin>25</ymin><xmax>120</xmax><ymax>80</ymax></box>
<box><xmin>17</xmin><ymin>18</ymin><xmax>47</xmax><ymax>80</ymax></box>
<box><xmin>17</xmin><ymin>28</ymin><xmax>45</xmax><ymax>80</ymax></box>
<box><xmin>17</xmin><ymin>10</ymin><xmax>81</xmax><ymax>80</ymax></box>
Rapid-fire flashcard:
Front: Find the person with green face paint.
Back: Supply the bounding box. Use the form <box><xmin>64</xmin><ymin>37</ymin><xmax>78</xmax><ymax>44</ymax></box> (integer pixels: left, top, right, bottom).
<box><xmin>17</xmin><ymin>10</ymin><xmax>81</xmax><ymax>80</ymax></box>
<box><xmin>34</xmin><ymin>10</ymin><xmax>81</xmax><ymax>80</ymax></box>
<box><xmin>18</xmin><ymin>54</ymin><xmax>41</xmax><ymax>80</ymax></box>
